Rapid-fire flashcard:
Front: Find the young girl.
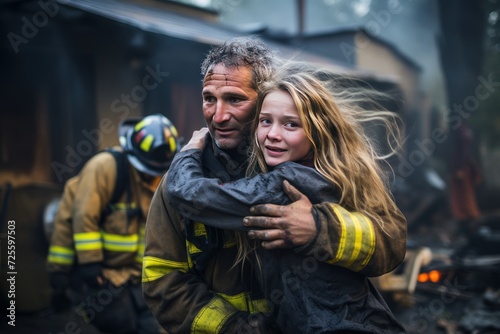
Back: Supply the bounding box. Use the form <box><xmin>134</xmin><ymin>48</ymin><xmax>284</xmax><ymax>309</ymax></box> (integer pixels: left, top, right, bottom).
<box><xmin>167</xmin><ymin>63</ymin><xmax>406</xmax><ymax>333</ymax></box>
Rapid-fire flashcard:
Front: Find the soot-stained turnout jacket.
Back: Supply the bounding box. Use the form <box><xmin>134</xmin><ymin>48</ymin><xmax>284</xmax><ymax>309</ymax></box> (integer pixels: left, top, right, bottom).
<box><xmin>143</xmin><ymin>139</ymin><xmax>406</xmax><ymax>333</ymax></box>
<box><xmin>166</xmin><ymin>148</ymin><xmax>407</xmax><ymax>333</ymax></box>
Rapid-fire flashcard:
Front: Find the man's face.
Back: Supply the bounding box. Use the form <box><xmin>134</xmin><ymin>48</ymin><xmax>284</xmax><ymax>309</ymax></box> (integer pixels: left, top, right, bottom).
<box><xmin>202</xmin><ymin>64</ymin><xmax>257</xmax><ymax>151</ymax></box>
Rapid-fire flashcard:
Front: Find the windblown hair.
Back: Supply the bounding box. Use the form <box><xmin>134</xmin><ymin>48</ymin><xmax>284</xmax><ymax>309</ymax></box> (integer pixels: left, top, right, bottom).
<box><xmin>200</xmin><ymin>36</ymin><xmax>276</xmax><ymax>91</ymax></box>
<box><xmin>236</xmin><ymin>62</ymin><xmax>405</xmax><ymax>266</ymax></box>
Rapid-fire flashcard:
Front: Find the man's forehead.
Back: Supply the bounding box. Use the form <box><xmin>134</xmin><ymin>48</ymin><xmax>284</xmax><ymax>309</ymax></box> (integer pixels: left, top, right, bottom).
<box><xmin>203</xmin><ymin>73</ymin><xmax>244</xmax><ymax>86</ymax></box>
<box><xmin>203</xmin><ymin>65</ymin><xmax>253</xmax><ymax>87</ymax></box>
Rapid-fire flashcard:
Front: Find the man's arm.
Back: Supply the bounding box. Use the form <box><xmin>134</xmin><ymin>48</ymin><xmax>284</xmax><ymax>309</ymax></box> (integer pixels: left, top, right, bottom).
<box><xmin>47</xmin><ymin>178</ymin><xmax>78</xmax><ymax>274</ymax></box>
<box><xmin>143</xmin><ymin>175</ymin><xmax>270</xmax><ymax>333</ymax></box>
<box><xmin>72</xmin><ymin>153</ymin><xmax>116</xmax><ymax>286</ymax></box>
<box><xmin>245</xmin><ymin>181</ymin><xmax>407</xmax><ymax>277</ymax></box>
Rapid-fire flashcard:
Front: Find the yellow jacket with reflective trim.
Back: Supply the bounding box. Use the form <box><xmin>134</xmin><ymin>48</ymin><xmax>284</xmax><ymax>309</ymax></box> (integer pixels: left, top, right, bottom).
<box><xmin>68</xmin><ymin>149</ymin><xmax>155</xmax><ymax>282</ymax></box>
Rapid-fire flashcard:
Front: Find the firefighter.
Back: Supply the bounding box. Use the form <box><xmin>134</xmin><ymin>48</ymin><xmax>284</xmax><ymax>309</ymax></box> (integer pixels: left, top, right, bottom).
<box><xmin>47</xmin><ymin>114</ymin><xmax>180</xmax><ymax>334</ymax></box>
<box><xmin>143</xmin><ymin>37</ymin><xmax>407</xmax><ymax>333</ymax></box>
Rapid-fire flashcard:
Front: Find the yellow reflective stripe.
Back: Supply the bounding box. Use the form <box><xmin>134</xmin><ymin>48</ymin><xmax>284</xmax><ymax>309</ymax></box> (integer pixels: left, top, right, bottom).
<box><xmin>74</xmin><ymin>232</ymin><xmax>102</xmax><ymax>251</ymax></box>
<box><xmin>111</xmin><ymin>202</ymin><xmax>137</xmax><ymax>210</ymax></box>
<box><xmin>217</xmin><ymin>292</ymin><xmax>270</xmax><ymax>313</ymax></box>
<box><xmin>218</xmin><ymin>292</ymin><xmax>248</xmax><ymax>311</ymax></box>
<box><xmin>193</xmin><ymin>222</ymin><xmax>206</xmax><ymax>236</ymax></box>
<box><xmin>74</xmin><ymin>231</ymin><xmax>101</xmax><ymax>241</ymax></box>
<box><xmin>192</xmin><ymin>222</ymin><xmax>235</xmax><ymax>249</ymax></box>
<box><xmin>345</xmin><ymin>212</ymin><xmax>362</xmax><ymax>267</ymax></box>
<box><xmin>223</xmin><ymin>240</ymin><xmax>236</xmax><ymax>248</ymax></box>
<box><xmin>328</xmin><ymin>204</ymin><xmax>376</xmax><ymax>271</ymax></box>
<box><xmin>142</xmin><ymin>256</ymin><xmax>189</xmax><ymax>282</ymax></box>
<box><xmin>102</xmin><ymin>232</ymin><xmax>138</xmax><ymax>252</ymax></box>
<box><xmin>168</xmin><ymin>136</ymin><xmax>177</xmax><ymax>153</ymax></box>
<box><xmin>140</xmin><ymin>134</ymin><xmax>154</xmax><ymax>152</ymax></box>
<box><xmin>187</xmin><ymin>240</ymin><xmax>236</xmax><ymax>253</ymax></box>
<box><xmin>357</xmin><ymin>213</ymin><xmax>376</xmax><ymax>271</ymax></box>
<box><xmin>187</xmin><ymin>240</ymin><xmax>202</xmax><ymax>255</ymax></box>
<box><xmin>47</xmin><ymin>255</ymin><xmax>74</xmax><ymax>265</ymax></box>
<box><xmin>135</xmin><ymin>118</ymin><xmax>151</xmax><ymax>131</ymax></box>
<box><xmin>192</xmin><ymin>297</ymin><xmax>237</xmax><ymax>334</ymax></box>
<box><xmin>170</xmin><ymin>125</ymin><xmax>178</xmax><ymax>137</ymax></box>
<box><xmin>185</xmin><ymin>241</ymin><xmax>195</xmax><ymax>269</ymax></box>
<box><xmin>48</xmin><ymin>245</ymin><xmax>75</xmax><ymax>265</ymax></box>
<box><xmin>250</xmin><ymin>298</ymin><xmax>271</xmax><ymax>313</ymax></box>
<box><xmin>49</xmin><ymin>245</ymin><xmax>75</xmax><ymax>256</ymax></box>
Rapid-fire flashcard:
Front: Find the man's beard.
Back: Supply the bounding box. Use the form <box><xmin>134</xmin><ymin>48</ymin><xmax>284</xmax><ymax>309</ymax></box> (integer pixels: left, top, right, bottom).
<box><xmin>213</xmin><ymin>133</ymin><xmax>251</xmax><ymax>160</ymax></box>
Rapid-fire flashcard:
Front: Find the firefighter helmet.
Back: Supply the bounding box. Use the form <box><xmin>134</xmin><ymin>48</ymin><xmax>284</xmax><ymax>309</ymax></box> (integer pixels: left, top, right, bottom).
<box><xmin>119</xmin><ymin>114</ymin><xmax>180</xmax><ymax>176</ymax></box>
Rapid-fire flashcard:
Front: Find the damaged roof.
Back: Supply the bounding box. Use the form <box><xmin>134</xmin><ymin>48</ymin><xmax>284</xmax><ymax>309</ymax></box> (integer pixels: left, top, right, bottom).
<box><xmin>57</xmin><ymin>0</ymin><xmax>400</xmax><ymax>84</ymax></box>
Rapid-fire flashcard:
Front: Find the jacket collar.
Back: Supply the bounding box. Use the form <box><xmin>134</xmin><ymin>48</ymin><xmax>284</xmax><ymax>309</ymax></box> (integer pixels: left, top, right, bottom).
<box><xmin>208</xmin><ymin>136</ymin><xmax>248</xmax><ymax>180</ymax></box>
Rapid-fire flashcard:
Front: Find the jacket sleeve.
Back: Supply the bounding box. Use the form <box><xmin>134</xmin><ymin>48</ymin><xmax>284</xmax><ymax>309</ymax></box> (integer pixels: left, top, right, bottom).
<box><xmin>47</xmin><ymin>178</ymin><xmax>79</xmax><ymax>273</ymax></box>
<box><xmin>167</xmin><ymin>149</ymin><xmax>407</xmax><ymax>277</ymax></box>
<box><xmin>167</xmin><ymin>149</ymin><xmax>337</xmax><ymax>230</ymax></box>
<box><xmin>143</xmin><ymin>174</ymin><xmax>249</xmax><ymax>333</ymax></box>
<box><xmin>297</xmin><ymin>203</ymin><xmax>407</xmax><ymax>277</ymax></box>
<box><xmin>72</xmin><ymin>153</ymin><xmax>115</xmax><ymax>265</ymax></box>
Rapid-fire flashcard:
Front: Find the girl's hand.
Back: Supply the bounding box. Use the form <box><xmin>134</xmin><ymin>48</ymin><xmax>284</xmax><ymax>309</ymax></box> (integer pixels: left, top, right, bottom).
<box><xmin>181</xmin><ymin>127</ymin><xmax>209</xmax><ymax>152</ymax></box>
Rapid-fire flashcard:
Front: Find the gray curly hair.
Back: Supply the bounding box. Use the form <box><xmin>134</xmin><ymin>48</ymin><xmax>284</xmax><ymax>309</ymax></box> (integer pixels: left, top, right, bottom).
<box><xmin>200</xmin><ymin>36</ymin><xmax>276</xmax><ymax>90</ymax></box>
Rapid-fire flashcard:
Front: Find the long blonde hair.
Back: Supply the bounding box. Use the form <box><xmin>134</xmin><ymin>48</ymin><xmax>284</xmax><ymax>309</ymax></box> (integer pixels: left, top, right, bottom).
<box><xmin>236</xmin><ymin>62</ymin><xmax>405</xmax><ymax>267</ymax></box>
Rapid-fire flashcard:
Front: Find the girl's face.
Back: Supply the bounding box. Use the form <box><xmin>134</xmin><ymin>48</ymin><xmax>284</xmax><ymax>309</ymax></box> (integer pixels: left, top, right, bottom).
<box><xmin>257</xmin><ymin>90</ymin><xmax>312</xmax><ymax>167</ymax></box>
